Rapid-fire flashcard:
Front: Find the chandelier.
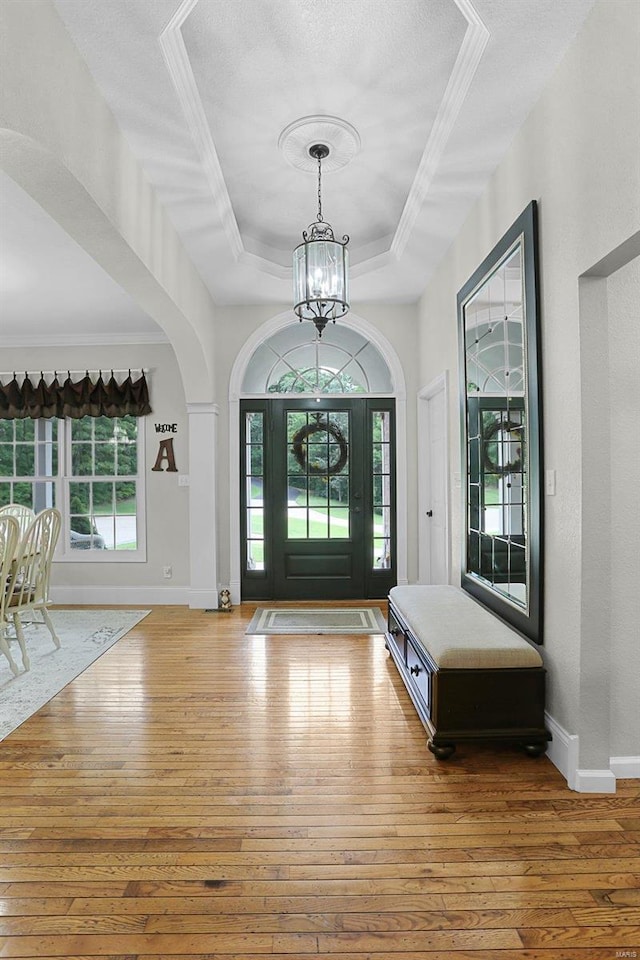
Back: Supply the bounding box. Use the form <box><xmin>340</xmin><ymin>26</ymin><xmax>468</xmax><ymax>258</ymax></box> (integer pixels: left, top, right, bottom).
<box><xmin>293</xmin><ymin>143</ymin><xmax>349</xmax><ymax>337</ymax></box>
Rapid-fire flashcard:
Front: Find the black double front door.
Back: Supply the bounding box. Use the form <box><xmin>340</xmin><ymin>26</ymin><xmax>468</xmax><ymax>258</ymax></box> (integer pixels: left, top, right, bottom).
<box><xmin>241</xmin><ymin>398</ymin><xmax>396</xmax><ymax>600</ymax></box>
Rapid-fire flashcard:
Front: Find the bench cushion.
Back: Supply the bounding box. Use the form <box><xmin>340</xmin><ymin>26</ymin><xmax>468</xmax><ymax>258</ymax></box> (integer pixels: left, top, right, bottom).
<box><xmin>389</xmin><ymin>585</ymin><xmax>543</xmax><ymax>669</ymax></box>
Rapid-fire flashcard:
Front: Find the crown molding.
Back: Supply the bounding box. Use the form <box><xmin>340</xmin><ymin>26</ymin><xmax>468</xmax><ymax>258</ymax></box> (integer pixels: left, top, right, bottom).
<box><xmin>160</xmin><ymin>0</ymin><xmax>489</xmax><ymax>278</ymax></box>
<box><xmin>392</xmin><ymin>0</ymin><xmax>490</xmax><ymax>259</ymax></box>
<box><xmin>0</xmin><ymin>331</ymin><xmax>169</xmax><ymax>348</ymax></box>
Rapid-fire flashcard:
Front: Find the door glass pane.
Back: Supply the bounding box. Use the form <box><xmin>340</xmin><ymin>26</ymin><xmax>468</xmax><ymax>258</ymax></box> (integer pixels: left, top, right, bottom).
<box><xmin>287</xmin><ymin>506</ymin><xmax>307</xmax><ymax>538</ymax></box>
<box><xmin>247</xmin><ymin>540</ymin><xmax>264</xmax><ymax>570</ymax></box>
<box><xmin>244</xmin><ymin>412</ymin><xmax>265</xmax><ymax>572</ymax></box>
<box><xmin>330</xmin><ymin>508</ymin><xmax>349</xmax><ymax>538</ymax></box>
<box><xmin>372</xmin><ymin>410</ymin><xmax>392</xmax><ymax>569</ymax></box>
<box><xmin>287</xmin><ymin>410</ymin><xmax>350</xmax><ymax>541</ymax></box>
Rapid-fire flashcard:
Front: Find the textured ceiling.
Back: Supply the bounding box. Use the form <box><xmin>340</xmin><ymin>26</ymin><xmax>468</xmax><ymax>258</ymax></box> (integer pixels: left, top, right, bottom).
<box><xmin>1</xmin><ymin>0</ymin><xmax>597</xmax><ymax>342</ymax></box>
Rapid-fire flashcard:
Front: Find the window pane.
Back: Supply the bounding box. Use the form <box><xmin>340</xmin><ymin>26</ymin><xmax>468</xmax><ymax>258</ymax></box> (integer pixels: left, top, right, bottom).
<box><xmin>95</xmin><ymin>443</ymin><xmax>115</xmax><ymax>476</ymax></box>
<box><xmin>115</xmin><ymin>481</ymin><xmax>136</xmax><ymax>515</ymax></box>
<box><xmin>14</xmin><ymin>420</ymin><xmax>34</xmax><ymax>442</ymax></box>
<box><xmin>247</xmin><ymin>507</ymin><xmax>263</xmax><ymax>537</ymax></box>
<box><xmin>247</xmin><ymin>540</ymin><xmax>264</xmax><ymax>570</ymax></box>
<box><xmin>93</xmin><ymin>481</ymin><xmax>113</xmax><ymax>511</ymax></box>
<box><xmin>0</xmin><ymin>421</ymin><xmax>12</xmax><ymax>443</ymax></box>
<box><xmin>72</xmin><ymin>442</ymin><xmax>93</xmax><ymax>476</ymax></box>
<box><xmin>15</xmin><ymin>445</ymin><xmax>35</xmax><ymax>476</ymax></box>
<box><xmin>95</xmin><ymin>521</ymin><xmax>114</xmax><ymax>550</ymax></box>
<box><xmin>372</xmin><ymin>443</ymin><xmax>384</xmax><ymax>473</ymax></box>
<box><xmin>15</xmin><ymin>482</ymin><xmax>36</xmax><ymax>507</ymax></box>
<box><xmin>0</xmin><ymin>444</ymin><xmax>13</xmax><ymax>475</ymax></box>
<box><xmin>308</xmin><ymin>443</ymin><xmax>327</xmax><ymax>470</ymax></box>
<box><xmin>287</xmin><ymin>507</ymin><xmax>307</xmax><ymax>538</ymax></box>
<box><xmin>69</xmin><ymin>482</ymin><xmax>91</xmax><ymax>515</ymax></box>
<box><xmin>287</xmin><ymin>446</ymin><xmax>304</xmax><ymax>475</ymax></box>
<box><xmin>330</xmin><ymin>508</ymin><xmax>349</xmax><ymax>538</ymax></box>
<box><xmin>288</xmin><ymin>478</ymin><xmax>306</xmax><ymax>505</ymax></box>
<box><xmin>309</xmin><ymin>476</ymin><xmax>328</xmax><ymax>504</ymax></box>
<box><xmin>373</xmin><ymin>475</ymin><xmax>383</xmax><ymax>506</ymax></box>
<box><xmin>117</xmin><ymin>441</ymin><xmax>137</xmax><ymax>476</ymax></box>
<box><xmin>248</xmin><ymin>477</ymin><xmax>263</xmax><ymax>506</ymax></box>
<box><xmin>374</xmin><ymin>538</ymin><xmax>392</xmax><ymax>569</ymax></box>
<box><xmin>310</xmin><ymin>507</ymin><xmax>328</xmax><ymax>539</ymax></box>
<box><xmin>250</xmin><ymin>445</ymin><xmax>263</xmax><ymax>475</ymax></box>
<box><xmin>71</xmin><ymin>419</ymin><xmax>92</xmax><ymax>441</ymax></box>
<box><xmin>115</xmin><ymin>515</ymin><xmax>136</xmax><ymax>550</ymax></box>
<box><xmin>36</xmin><ymin>441</ymin><xmax>57</xmax><ymax>475</ymax></box>
<box><xmin>0</xmin><ymin>481</ymin><xmax>10</xmax><ymax>503</ymax></box>
<box><xmin>247</xmin><ymin>412</ymin><xmax>263</xmax><ymax>443</ymax></box>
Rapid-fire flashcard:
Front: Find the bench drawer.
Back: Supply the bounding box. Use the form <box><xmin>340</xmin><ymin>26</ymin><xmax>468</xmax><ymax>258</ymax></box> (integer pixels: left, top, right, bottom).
<box><xmin>406</xmin><ymin>636</ymin><xmax>431</xmax><ymax>713</ymax></box>
<box><xmin>387</xmin><ymin>608</ymin><xmax>405</xmax><ymax>661</ymax></box>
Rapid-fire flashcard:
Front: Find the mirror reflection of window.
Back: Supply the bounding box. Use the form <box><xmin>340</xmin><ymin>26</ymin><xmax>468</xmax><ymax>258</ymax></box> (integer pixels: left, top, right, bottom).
<box><xmin>463</xmin><ymin>241</ymin><xmax>529</xmax><ymax>611</ymax></box>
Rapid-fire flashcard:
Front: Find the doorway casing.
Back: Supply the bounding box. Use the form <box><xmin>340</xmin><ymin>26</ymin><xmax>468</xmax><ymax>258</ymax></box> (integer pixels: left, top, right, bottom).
<box><xmin>228</xmin><ymin>311</ymin><xmax>408</xmax><ymax>604</ymax></box>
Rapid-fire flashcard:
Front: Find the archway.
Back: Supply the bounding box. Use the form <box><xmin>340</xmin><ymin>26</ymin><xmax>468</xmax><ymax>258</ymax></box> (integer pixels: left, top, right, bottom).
<box><xmin>228</xmin><ymin>312</ymin><xmax>408</xmax><ymax>602</ymax></box>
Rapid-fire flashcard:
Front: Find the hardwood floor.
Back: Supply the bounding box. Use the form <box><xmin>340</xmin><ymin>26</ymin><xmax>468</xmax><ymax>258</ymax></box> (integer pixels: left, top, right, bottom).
<box><xmin>0</xmin><ymin>603</ymin><xmax>638</xmax><ymax>959</ymax></box>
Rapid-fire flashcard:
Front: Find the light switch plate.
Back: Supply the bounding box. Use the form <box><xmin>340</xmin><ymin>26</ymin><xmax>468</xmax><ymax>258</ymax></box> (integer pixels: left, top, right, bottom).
<box><xmin>545</xmin><ymin>469</ymin><xmax>556</xmax><ymax>496</ymax></box>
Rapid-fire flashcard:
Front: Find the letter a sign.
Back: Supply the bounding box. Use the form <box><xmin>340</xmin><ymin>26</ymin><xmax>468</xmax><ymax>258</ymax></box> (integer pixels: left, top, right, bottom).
<box><xmin>152</xmin><ymin>437</ymin><xmax>178</xmax><ymax>472</ymax></box>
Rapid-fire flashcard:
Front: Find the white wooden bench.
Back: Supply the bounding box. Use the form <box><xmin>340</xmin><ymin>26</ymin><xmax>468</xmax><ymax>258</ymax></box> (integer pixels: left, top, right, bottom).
<box><xmin>386</xmin><ymin>585</ymin><xmax>551</xmax><ymax>759</ymax></box>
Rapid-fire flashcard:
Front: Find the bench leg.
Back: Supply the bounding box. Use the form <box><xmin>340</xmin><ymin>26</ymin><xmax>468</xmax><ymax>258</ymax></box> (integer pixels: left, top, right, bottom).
<box><xmin>428</xmin><ymin>740</ymin><xmax>455</xmax><ymax>760</ymax></box>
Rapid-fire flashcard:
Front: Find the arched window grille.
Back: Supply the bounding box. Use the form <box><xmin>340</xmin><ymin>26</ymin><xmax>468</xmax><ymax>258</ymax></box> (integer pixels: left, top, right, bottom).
<box><xmin>242</xmin><ymin>323</ymin><xmax>393</xmax><ymax>395</ymax></box>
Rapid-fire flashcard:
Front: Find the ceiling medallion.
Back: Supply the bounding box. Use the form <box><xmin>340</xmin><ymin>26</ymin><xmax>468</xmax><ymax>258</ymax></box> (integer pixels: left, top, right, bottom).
<box><xmin>278</xmin><ymin>115</ymin><xmax>360</xmax><ymax>173</ymax></box>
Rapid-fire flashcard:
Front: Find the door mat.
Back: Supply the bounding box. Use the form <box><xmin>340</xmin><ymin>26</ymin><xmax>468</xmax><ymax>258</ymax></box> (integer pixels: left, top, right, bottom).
<box><xmin>246</xmin><ymin>607</ymin><xmax>387</xmax><ymax>635</ymax></box>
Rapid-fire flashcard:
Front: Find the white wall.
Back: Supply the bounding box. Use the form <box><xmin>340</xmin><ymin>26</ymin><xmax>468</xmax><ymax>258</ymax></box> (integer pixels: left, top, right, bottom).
<box><xmin>417</xmin><ymin>0</ymin><xmax>640</xmax><ymax>779</ymax></box>
<box><xmin>1</xmin><ymin>343</ymin><xmax>190</xmax><ymax>601</ymax></box>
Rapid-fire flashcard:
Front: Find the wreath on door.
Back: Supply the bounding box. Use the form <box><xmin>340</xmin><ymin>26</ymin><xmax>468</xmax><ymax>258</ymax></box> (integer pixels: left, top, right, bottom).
<box><xmin>482</xmin><ymin>418</ymin><xmax>524</xmax><ymax>476</ymax></box>
<box><xmin>291</xmin><ymin>418</ymin><xmax>349</xmax><ymax>475</ymax></box>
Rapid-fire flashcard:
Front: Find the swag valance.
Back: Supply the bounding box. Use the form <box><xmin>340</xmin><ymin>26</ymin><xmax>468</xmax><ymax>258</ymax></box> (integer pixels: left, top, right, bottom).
<box><xmin>0</xmin><ymin>371</ymin><xmax>152</xmax><ymax>420</ymax></box>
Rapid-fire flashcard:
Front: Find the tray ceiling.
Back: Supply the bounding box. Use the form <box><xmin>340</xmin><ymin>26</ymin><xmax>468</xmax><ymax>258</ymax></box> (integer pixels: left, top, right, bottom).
<box><xmin>1</xmin><ymin>0</ymin><xmax>597</xmax><ymax>343</ymax></box>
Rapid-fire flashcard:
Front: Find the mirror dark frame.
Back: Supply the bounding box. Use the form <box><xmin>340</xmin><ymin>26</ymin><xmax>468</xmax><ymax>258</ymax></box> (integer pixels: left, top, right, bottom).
<box><xmin>457</xmin><ymin>201</ymin><xmax>543</xmax><ymax>644</ymax></box>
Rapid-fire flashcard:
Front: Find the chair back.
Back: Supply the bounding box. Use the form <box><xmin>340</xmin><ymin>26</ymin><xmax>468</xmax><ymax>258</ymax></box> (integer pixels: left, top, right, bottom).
<box><xmin>0</xmin><ymin>503</ymin><xmax>35</xmax><ymax>536</ymax></box>
<box><xmin>0</xmin><ymin>514</ymin><xmax>20</xmax><ymax>623</ymax></box>
<box><xmin>8</xmin><ymin>508</ymin><xmax>61</xmax><ymax>609</ymax></box>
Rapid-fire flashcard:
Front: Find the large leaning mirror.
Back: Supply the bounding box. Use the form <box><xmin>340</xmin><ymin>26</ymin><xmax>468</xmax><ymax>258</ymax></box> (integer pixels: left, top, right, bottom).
<box><xmin>457</xmin><ymin>201</ymin><xmax>543</xmax><ymax>643</ymax></box>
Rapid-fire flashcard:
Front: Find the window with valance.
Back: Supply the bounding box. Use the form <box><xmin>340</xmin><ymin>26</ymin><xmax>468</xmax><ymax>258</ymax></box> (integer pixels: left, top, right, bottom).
<box><xmin>0</xmin><ymin>372</ymin><xmax>151</xmax><ymax>560</ymax></box>
<box><xmin>0</xmin><ymin>371</ymin><xmax>151</xmax><ymax>419</ymax></box>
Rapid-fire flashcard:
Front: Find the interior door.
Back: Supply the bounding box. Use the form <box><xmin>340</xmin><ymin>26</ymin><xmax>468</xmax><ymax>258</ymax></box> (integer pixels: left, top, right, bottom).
<box><xmin>241</xmin><ymin>398</ymin><xmax>396</xmax><ymax>600</ymax></box>
<box><xmin>418</xmin><ymin>376</ymin><xmax>449</xmax><ymax>585</ymax></box>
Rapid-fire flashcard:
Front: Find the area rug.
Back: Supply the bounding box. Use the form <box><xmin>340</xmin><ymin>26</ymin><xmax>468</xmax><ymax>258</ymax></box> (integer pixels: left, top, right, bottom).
<box><xmin>0</xmin><ymin>609</ymin><xmax>150</xmax><ymax>741</ymax></box>
<box><xmin>246</xmin><ymin>606</ymin><xmax>387</xmax><ymax>635</ymax></box>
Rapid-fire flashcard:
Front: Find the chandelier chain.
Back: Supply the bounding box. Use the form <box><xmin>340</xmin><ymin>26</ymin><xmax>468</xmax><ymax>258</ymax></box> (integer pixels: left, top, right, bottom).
<box><xmin>317</xmin><ymin>154</ymin><xmax>323</xmax><ymax>223</ymax></box>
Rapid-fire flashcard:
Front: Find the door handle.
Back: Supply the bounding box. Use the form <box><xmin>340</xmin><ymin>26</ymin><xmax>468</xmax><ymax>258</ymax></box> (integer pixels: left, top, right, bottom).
<box><xmin>426</xmin><ymin>510</ymin><xmax>433</xmax><ymax>517</ymax></box>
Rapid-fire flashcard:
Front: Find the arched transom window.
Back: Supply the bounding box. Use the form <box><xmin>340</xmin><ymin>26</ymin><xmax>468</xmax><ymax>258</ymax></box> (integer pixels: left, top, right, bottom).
<box><xmin>242</xmin><ymin>323</ymin><xmax>393</xmax><ymax>395</ymax></box>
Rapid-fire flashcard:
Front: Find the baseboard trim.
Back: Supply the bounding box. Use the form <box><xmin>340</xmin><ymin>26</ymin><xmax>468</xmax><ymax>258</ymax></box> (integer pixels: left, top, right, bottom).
<box><xmin>51</xmin><ymin>585</ymin><xmax>190</xmax><ymax>605</ymax></box>
<box><xmin>573</xmin><ymin>769</ymin><xmax>617</xmax><ymax>793</ymax></box>
<box><xmin>188</xmin><ymin>589</ymin><xmax>220</xmax><ymax>609</ymax></box>
<box><xmin>544</xmin><ymin>711</ymin><xmax>579</xmax><ymax>788</ymax></box>
<box><xmin>610</xmin><ymin>756</ymin><xmax>640</xmax><ymax>779</ymax></box>
<box><xmin>544</xmin><ymin>712</ymin><xmax>637</xmax><ymax>790</ymax></box>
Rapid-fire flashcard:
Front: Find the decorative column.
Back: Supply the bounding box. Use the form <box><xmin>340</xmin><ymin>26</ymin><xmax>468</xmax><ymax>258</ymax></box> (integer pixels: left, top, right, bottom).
<box><xmin>187</xmin><ymin>403</ymin><xmax>219</xmax><ymax>609</ymax></box>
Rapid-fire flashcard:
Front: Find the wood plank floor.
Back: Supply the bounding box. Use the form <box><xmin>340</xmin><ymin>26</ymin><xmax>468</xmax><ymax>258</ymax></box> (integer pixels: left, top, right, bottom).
<box><xmin>0</xmin><ymin>603</ymin><xmax>638</xmax><ymax>959</ymax></box>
